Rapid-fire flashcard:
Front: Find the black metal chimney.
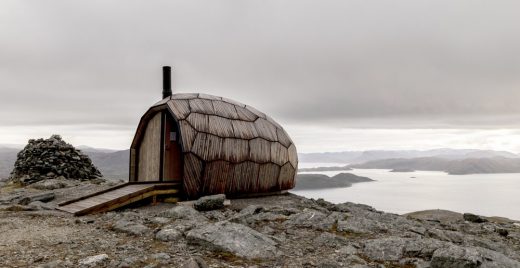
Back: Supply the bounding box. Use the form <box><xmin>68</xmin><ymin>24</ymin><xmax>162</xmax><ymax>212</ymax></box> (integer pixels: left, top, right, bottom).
<box><xmin>162</xmin><ymin>66</ymin><xmax>172</xmax><ymax>99</ymax></box>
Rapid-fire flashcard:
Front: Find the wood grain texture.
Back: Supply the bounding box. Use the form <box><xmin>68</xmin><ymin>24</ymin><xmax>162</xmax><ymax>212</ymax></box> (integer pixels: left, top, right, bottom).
<box><xmin>221</xmin><ymin>97</ymin><xmax>246</xmax><ymax>108</ymax></box>
<box><xmin>179</xmin><ymin>120</ymin><xmax>196</xmax><ymax>151</ymax></box>
<box><xmin>208</xmin><ymin>115</ymin><xmax>235</xmax><ymax>137</ymax></box>
<box><xmin>186</xmin><ymin>113</ymin><xmax>209</xmax><ymax>133</ymax></box>
<box><xmin>254</xmin><ymin>118</ymin><xmax>278</xmax><ymax>141</ymax></box>
<box><xmin>183</xmin><ymin>153</ymin><xmax>203</xmax><ymax>198</ymax></box>
<box><xmin>266</xmin><ymin>115</ymin><xmax>283</xmax><ymax>129</ymax></box>
<box><xmin>138</xmin><ymin>112</ymin><xmax>161</xmax><ymax>181</ymax></box>
<box><xmin>270</xmin><ymin>142</ymin><xmax>288</xmax><ymax>166</ymax></box>
<box><xmin>172</xmin><ymin>93</ymin><xmax>199</xmax><ymax>100</ymax></box>
<box><xmin>276</xmin><ymin>128</ymin><xmax>292</xmax><ymax>148</ymax></box>
<box><xmin>222</xmin><ymin>138</ymin><xmax>249</xmax><ymax>162</ymax></box>
<box><xmin>249</xmin><ymin>138</ymin><xmax>271</xmax><ymax>163</ymax></box>
<box><xmin>235</xmin><ymin>105</ymin><xmax>258</xmax><ymax>122</ymax></box>
<box><xmin>258</xmin><ymin>163</ymin><xmax>281</xmax><ymax>192</ymax></box>
<box><xmin>245</xmin><ymin>105</ymin><xmax>266</xmax><ymax>119</ymax></box>
<box><xmin>131</xmin><ymin>93</ymin><xmax>297</xmax><ymax>199</ymax></box>
<box><xmin>129</xmin><ymin>149</ymin><xmax>136</xmax><ymax>181</ymax></box>
<box><xmin>58</xmin><ymin>183</ymin><xmax>180</xmax><ymax>215</ymax></box>
<box><xmin>189</xmin><ymin>98</ymin><xmax>215</xmax><ymax>114</ymax></box>
<box><xmin>231</xmin><ymin>120</ymin><xmax>258</xmax><ymax>139</ymax></box>
<box><xmin>191</xmin><ymin>133</ymin><xmax>223</xmax><ymax>161</ymax></box>
<box><xmin>198</xmin><ymin>93</ymin><xmax>222</xmax><ymax>101</ymax></box>
<box><xmin>288</xmin><ymin>144</ymin><xmax>298</xmax><ymax>169</ymax></box>
<box><xmin>278</xmin><ymin>162</ymin><xmax>295</xmax><ymax>190</ymax></box>
<box><xmin>226</xmin><ymin>161</ymin><xmax>258</xmax><ymax>193</ymax></box>
<box><xmin>202</xmin><ymin>160</ymin><xmax>230</xmax><ymax>194</ymax></box>
<box><xmin>168</xmin><ymin>99</ymin><xmax>190</xmax><ymax>120</ymax></box>
<box><xmin>153</xmin><ymin>97</ymin><xmax>170</xmax><ymax>107</ymax></box>
<box><xmin>213</xmin><ymin>100</ymin><xmax>239</xmax><ymax>119</ymax></box>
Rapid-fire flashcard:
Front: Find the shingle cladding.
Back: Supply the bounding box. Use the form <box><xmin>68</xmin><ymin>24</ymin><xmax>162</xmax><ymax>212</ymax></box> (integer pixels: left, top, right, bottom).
<box><xmin>138</xmin><ymin>93</ymin><xmax>297</xmax><ymax>199</ymax></box>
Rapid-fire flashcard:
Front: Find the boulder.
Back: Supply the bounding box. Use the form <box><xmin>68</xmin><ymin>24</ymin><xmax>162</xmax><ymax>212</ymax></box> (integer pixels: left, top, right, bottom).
<box><xmin>186</xmin><ymin>221</ymin><xmax>278</xmax><ymax>259</ymax></box>
<box><xmin>28</xmin><ymin>201</ymin><xmax>56</xmax><ymax>210</ymax></box>
<box><xmin>113</xmin><ymin>219</ymin><xmax>150</xmax><ymax>236</ymax></box>
<box><xmin>430</xmin><ymin>244</ymin><xmax>520</xmax><ymax>268</ymax></box>
<box><xmin>193</xmin><ymin>194</ymin><xmax>225</xmax><ymax>211</ymax></box>
<box><xmin>181</xmin><ymin>257</ymin><xmax>208</xmax><ymax>268</ymax></box>
<box><xmin>496</xmin><ymin>228</ymin><xmax>509</xmax><ymax>237</ymax></box>
<box><xmin>30</xmin><ymin>178</ymin><xmax>77</xmax><ymax>190</ymax></box>
<box><xmin>150</xmin><ymin>252</ymin><xmax>170</xmax><ymax>262</ymax></box>
<box><xmin>405</xmin><ymin>209</ymin><xmax>463</xmax><ymax>224</ymax></box>
<box><xmin>313</xmin><ymin>232</ymin><xmax>349</xmax><ymax>248</ymax></box>
<box><xmin>463</xmin><ymin>213</ymin><xmax>488</xmax><ymax>223</ymax></box>
<box><xmin>155</xmin><ymin>227</ymin><xmax>183</xmax><ymax>241</ymax></box>
<box><xmin>160</xmin><ymin>205</ymin><xmax>208</xmax><ymax>222</ymax></box>
<box><xmin>117</xmin><ymin>256</ymin><xmax>140</xmax><ymax>268</ymax></box>
<box><xmin>362</xmin><ymin>237</ymin><xmax>446</xmax><ymax>262</ymax></box>
<box><xmin>78</xmin><ymin>254</ymin><xmax>109</xmax><ymax>267</ymax></box>
<box><xmin>337</xmin><ymin>217</ymin><xmax>388</xmax><ymax>234</ymax></box>
<box><xmin>229</xmin><ymin>205</ymin><xmax>263</xmax><ymax>223</ymax></box>
<box><xmin>285</xmin><ymin>209</ymin><xmax>342</xmax><ymax>230</ymax></box>
<box><xmin>0</xmin><ymin>204</ymin><xmax>36</xmax><ymax>211</ymax></box>
<box><xmin>17</xmin><ymin>192</ymin><xmax>55</xmax><ymax>205</ymax></box>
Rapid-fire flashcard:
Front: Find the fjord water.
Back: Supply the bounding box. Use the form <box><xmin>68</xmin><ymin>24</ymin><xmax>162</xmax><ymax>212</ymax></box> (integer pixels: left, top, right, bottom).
<box><xmin>292</xmin><ymin>163</ymin><xmax>520</xmax><ymax>220</ymax></box>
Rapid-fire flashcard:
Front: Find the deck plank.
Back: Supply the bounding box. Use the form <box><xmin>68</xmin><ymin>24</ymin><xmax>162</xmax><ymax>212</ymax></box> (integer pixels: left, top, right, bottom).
<box><xmin>57</xmin><ymin>183</ymin><xmax>179</xmax><ymax>215</ymax></box>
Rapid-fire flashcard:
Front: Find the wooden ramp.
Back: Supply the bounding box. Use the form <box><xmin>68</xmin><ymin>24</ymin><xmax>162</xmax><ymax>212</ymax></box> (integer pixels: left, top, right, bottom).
<box><xmin>57</xmin><ymin>182</ymin><xmax>180</xmax><ymax>216</ymax></box>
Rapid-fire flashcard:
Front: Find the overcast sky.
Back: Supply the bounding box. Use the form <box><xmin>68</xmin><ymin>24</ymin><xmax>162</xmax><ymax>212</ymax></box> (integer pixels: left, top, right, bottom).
<box><xmin>1</xmin><ymin>1</ymin><xmax>520</xmax><ymax>153</ymax></box>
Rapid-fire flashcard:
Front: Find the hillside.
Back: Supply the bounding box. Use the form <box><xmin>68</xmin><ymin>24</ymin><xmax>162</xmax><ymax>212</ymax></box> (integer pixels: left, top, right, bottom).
<box><xmin>350</xmin><ymin>157</ymin><xmax>520</xmax><ymax>175</ymax></box>
<box><xmin>299</xmin><ymin>149</ymin><xmax>519</xmax><ymax>164</ymax></box>
<box><xmin>0</xmin><ymin>147</ymin><xmax>19</xmax><ymax>180</ymax></box>
<box><xmin>86</xmin><ymin>149</ymin><xmax>129</xmax><ymax>180</ymax></box>
<box><xmin>2</xmin><ymin>145</ymin><xmax>520</xmax><ymax>180</ymax></box>
<box><xmin>293</xmin><ymin>173</ymin><xmax>374</xmax><ymax>190</ymax></box>
<box><xmin>1</xmin><ymin>181</ymin><xmax>520</xmax><ymax>267</ymax></box>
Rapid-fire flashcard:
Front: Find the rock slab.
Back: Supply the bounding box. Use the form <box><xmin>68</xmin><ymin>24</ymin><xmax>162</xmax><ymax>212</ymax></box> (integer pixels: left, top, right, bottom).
<box><xmin>193</xmin><ymin>194</ymin><xmax>225</xmax><ymax>211</ymax></box>
<box><xmin>186</xmin><ymin>221</ymin><xmax>277</xmax><ymax>259</ymax></box>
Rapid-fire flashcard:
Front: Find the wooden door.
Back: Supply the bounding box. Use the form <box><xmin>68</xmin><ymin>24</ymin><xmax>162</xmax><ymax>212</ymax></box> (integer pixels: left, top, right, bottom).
<box><xmin>163</xmin><ymin>114</ymin><xmax>183</xmax><ymax>181</ymax></box>
<box><xmin>138</xmin><ymin>113</ymin><xmax>162</xmax><ymax>181</ymax></box>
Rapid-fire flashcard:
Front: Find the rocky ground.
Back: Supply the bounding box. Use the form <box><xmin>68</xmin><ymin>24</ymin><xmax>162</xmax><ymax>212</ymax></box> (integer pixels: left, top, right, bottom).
<box><xmin>1</xmin><ymin>179</ymin><xmax>520</xmax><ymax>268</ymax></box>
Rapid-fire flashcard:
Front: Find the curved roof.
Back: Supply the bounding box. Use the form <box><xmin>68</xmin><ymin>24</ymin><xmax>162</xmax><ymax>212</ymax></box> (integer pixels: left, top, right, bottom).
<box><xmin>153</xmin><ymin>93</ymin><xmax>296</xmax><ymax>167</ymax></box>
<box><xmin>131</xmin><ymin>93</ymin><xmax>298</xmax><ymax>198</ymax></box>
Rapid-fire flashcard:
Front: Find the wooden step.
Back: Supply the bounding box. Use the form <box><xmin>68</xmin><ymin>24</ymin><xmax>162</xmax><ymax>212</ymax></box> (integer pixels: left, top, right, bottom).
<box><xmin>57</xmin><ymin>182</ymin><xmax>181</xmax><ymax>216</ymax></box>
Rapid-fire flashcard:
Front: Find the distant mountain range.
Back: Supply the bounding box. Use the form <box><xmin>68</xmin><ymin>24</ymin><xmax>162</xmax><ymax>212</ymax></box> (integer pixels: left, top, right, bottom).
<box><xmin>350</xmin><ymin>157</ymin><xmax>520</xmax><ymax>175</ymax></box>
<box><xmin>299</xmin><ymin>149</ymin><xmax>519</xmax><ymax>164</ymax></box>
<box><xmin>1</xmin><ymin>145</ymin><xmax>520</xmax><ymax>180</ymax></box>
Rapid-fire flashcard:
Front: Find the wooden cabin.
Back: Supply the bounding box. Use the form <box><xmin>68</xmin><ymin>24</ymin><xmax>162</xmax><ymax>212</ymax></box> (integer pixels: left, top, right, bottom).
<box><xmin>129</xmin><ymin>67</ymin><xmax>298</xmax><ymax>199</ymax></box>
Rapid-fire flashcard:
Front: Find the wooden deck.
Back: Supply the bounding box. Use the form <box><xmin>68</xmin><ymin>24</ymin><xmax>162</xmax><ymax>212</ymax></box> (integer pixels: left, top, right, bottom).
<box><xmin>57</xmin><ymin>182</ymin><xmax>180</xmax><ymax>216</ymax></box>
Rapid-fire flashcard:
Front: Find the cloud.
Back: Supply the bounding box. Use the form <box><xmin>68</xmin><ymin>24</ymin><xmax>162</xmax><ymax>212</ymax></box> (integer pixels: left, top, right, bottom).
<box><xmin>1</xmin><ymin>0</ymin><xmax>520</xmax><ymax>150</ymax></box>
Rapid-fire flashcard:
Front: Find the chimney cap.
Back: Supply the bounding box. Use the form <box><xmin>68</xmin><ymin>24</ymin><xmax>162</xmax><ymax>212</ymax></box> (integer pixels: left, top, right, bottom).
<box><xmin>162</xmin><ymin>66</ymin><xmax>172</xmax><ymax>99</ymax></box>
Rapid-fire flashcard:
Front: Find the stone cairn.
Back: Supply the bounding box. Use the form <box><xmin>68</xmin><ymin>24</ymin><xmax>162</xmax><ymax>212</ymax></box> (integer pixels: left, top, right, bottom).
<box><xmin>9</xmin><ymin>135</ymin><xmax>102</xmax><ymax>185</ymax></box>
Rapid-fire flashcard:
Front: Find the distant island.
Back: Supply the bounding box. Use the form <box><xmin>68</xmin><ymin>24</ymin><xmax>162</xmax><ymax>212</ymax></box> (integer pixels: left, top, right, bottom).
<box><xmin>390</xmin><ymin>168</ymin><xmax>415</xmax><ymax>172</ymax></box>
<box><xmin>350</xmin><ymin>157</ymin><xmax>520</xmax><ymax>175</ymax></box>
<box><xmin>298</xmin><ymin>166</ymin><xmax>351</xmax><ymax>172</ymax></box>
<box><xmin>293</xmin><ymin>173</ymin><xmax>374</xmax><ymax>190</ymax></box>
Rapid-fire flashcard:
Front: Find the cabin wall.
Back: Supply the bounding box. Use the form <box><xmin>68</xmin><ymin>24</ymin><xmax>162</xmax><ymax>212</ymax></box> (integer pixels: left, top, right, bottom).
<box><xmin>129</xmin><ymin>95</ymin><xmax>298</xmax><ymax>200</ymax></box>
<box><xmin>137</xmin><ymin>112</ymin><xmax>162</xmax><ymax>181</ymax></box>
<box><xmin>129</xmin><ymin>149</ymin><xmax>136</xmax><ymax>181</ymax></box>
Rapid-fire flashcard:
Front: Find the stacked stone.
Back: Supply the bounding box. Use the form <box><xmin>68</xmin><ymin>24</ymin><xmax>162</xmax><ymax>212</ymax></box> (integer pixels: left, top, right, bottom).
<box><xmin>9</xmin><ymin>135</ymin><xmax>102</xmax><ymax>185</ymax></box>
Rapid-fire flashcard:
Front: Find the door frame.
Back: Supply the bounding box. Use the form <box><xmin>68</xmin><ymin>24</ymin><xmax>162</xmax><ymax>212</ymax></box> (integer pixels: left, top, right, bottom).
<box><xmin>159</xmin><ymin>111</ymin><xmax>184</xmax><ymax>182</ymax></box>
